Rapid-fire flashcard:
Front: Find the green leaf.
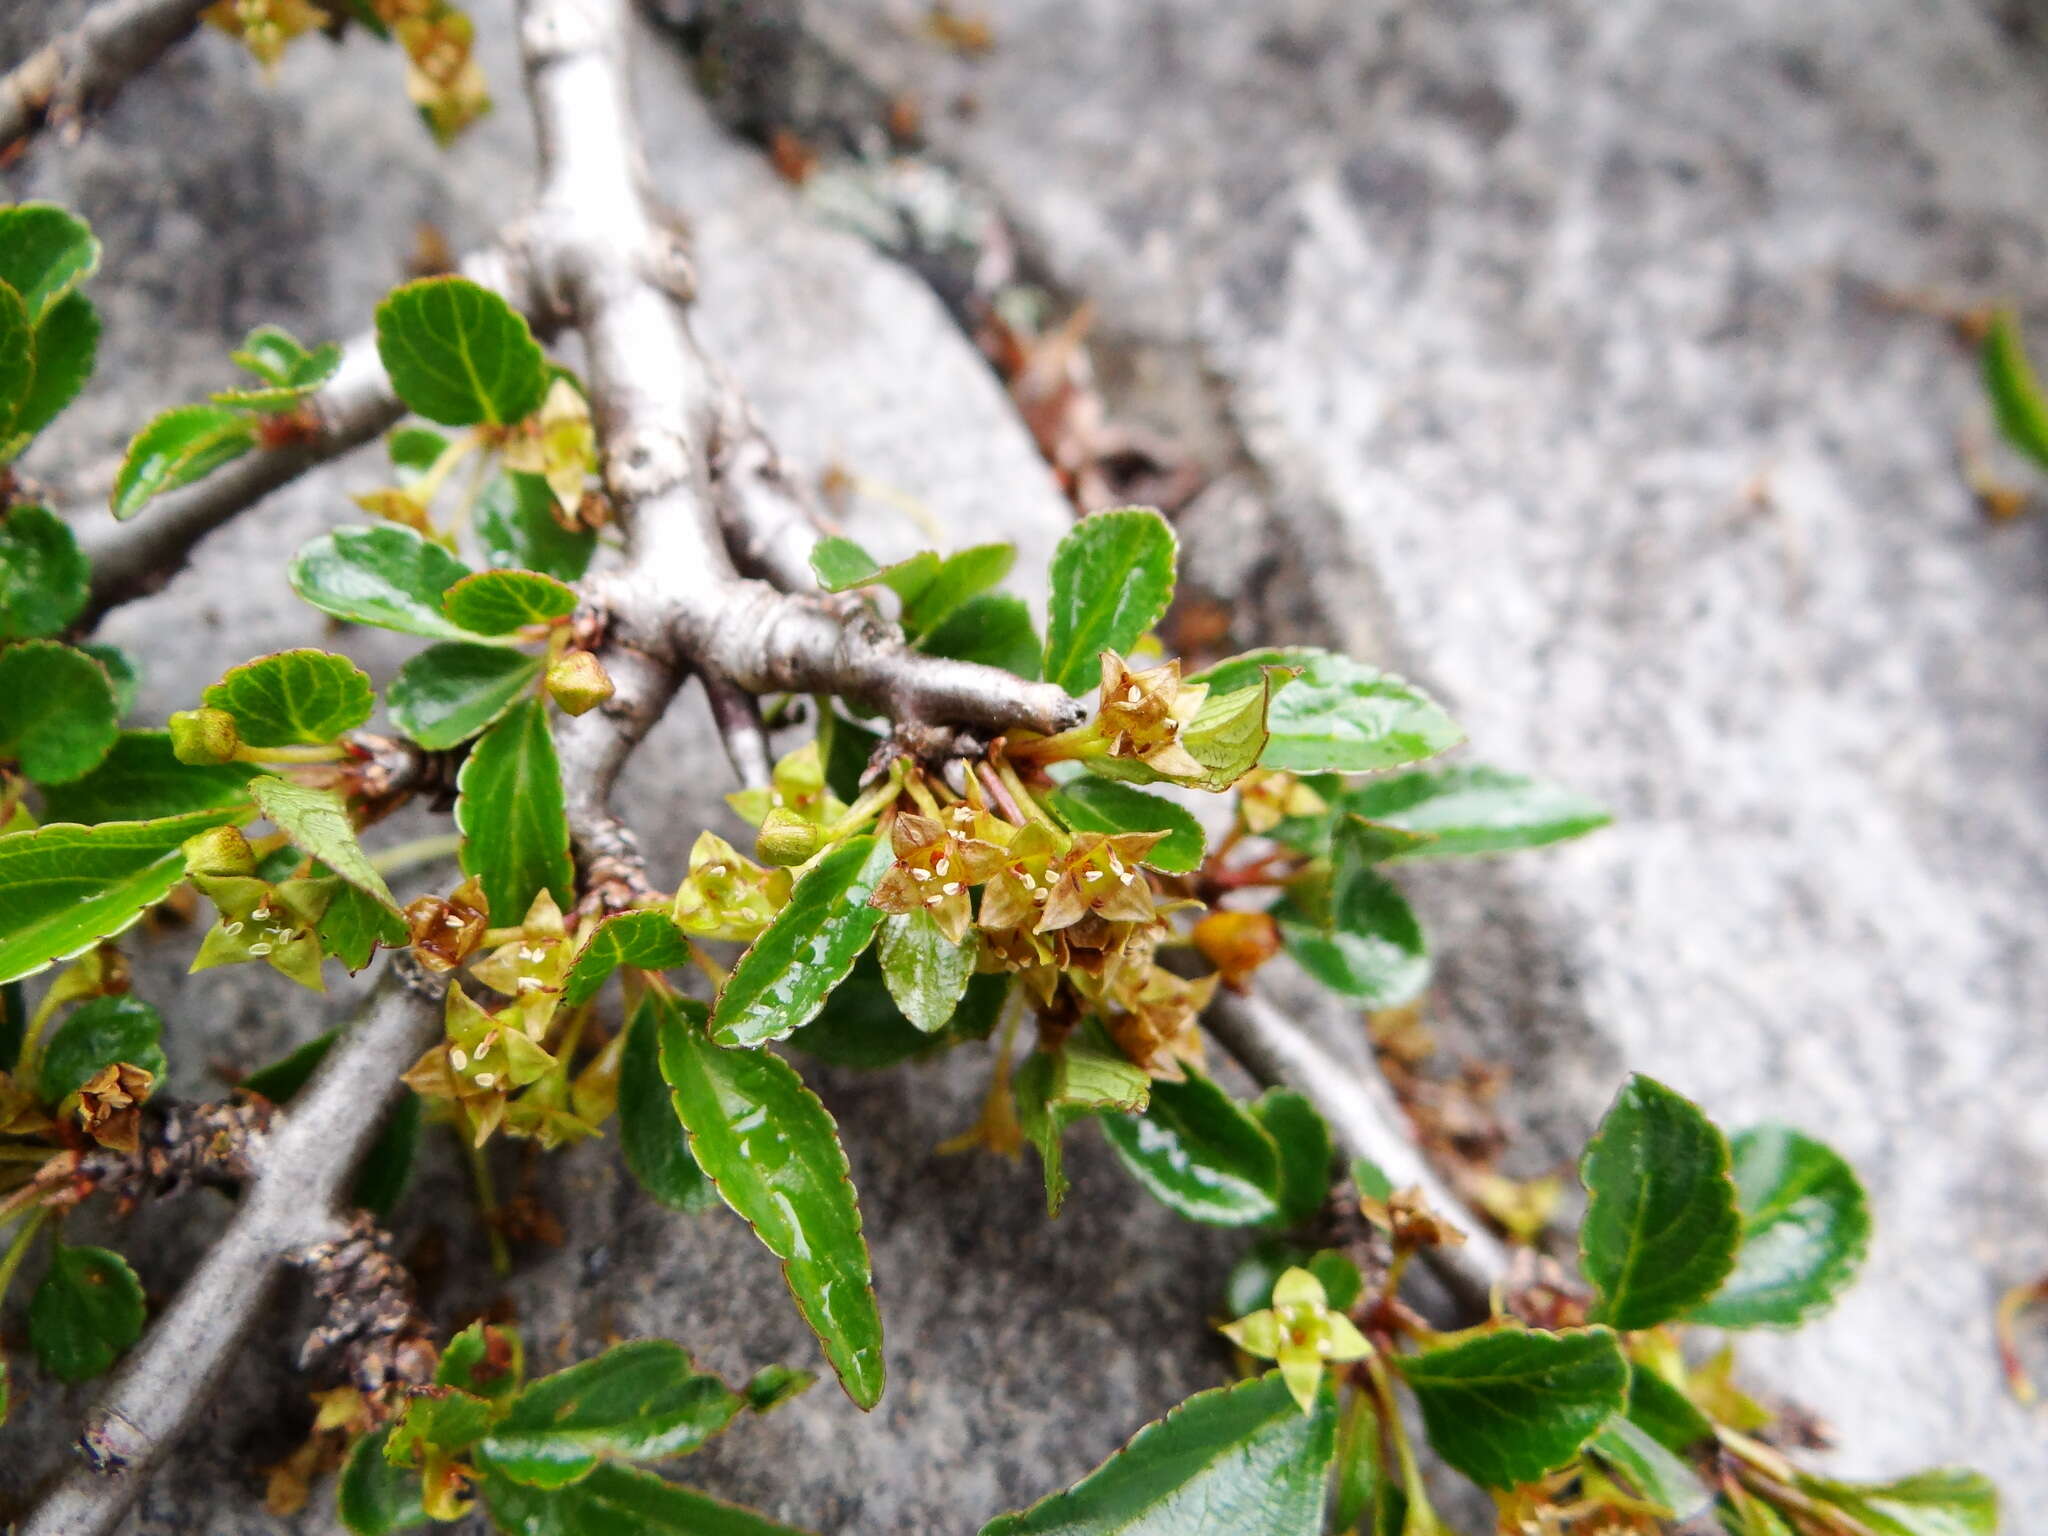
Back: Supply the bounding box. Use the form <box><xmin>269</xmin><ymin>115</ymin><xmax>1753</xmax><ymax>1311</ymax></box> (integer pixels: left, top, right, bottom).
<box><xmin>37</xmin><ymin>732</ymin><xmax>251</xmax><ymax>825</ymax></box>
<box><xmin>0</xmin><ymin>808</ymin><xmax>241</xmax><ymax>984</ymax></box>
<box><xmin>1014</xmin><ymin>1050</ymin><xmax>1074</xmax><ymax>1216</ymax></box>
<box><xmin>917</xmin><ymin>592</ymin><xmax>1042</xmax><ymax>678</ymax></box>
<box><xmin>441</xmin><ymin>568</ymin><xmax>578</xmax><ymax>634</ymax></box>
<box><xmin>659</xmin><ymin>998</ymin><xmax>885</xmax><ymax>1408</ymax></box>
<box><xmin>2</xmin><ymin>291</ymin><xmax>97</xmax><ymax>458</ymax></box>
<box><xmin>318</xmin><ymin>881</ymin><xmax>411</xmax><ymax>974</ymax></box>
<box><xmin>111</xmin><ymin>404</ymin><xmax>258</xmax><ymax>518</ymax></box>
<box><xmin>386</xmin><ymin>1388</ymin><xmax>497</xmax><ymax>1462</ymax></box>
<box><xmin>389</xmin><ymin>642</ymin><xmax>544</xmax><ymax>750</ymax></box>
<box><xmin>875</xmin><ymin>907</ymin><xmax>975</xmax><ymax>1034</ymax></box>
<box><xmin>1276</xmin><ymin>820</ymin><xmax>1430</xmax><ymax>1006</ymax></box>
<box><xmin>1584</xmin><ymin>1417</ymin><xmax>1710</xmax><ymax>1518</ymax></box>
<box><xmin>810</xmin><ymin>535</ymin><xmax>884</xmax><ymax>590</ymax></box>
<box><xmin>479</xmin><ymin>1340</ymin><xmax>741</xmax><ymax>1489</ymax></box>
<box><xmin>1193</xmin><ymin>649</ymin><xmax>1463</xmax><ymax>774</ymax></box>
<box><xmin>1393</xmin><ymin>1326</ymin><xmax>1629</xmax><ymax>1490</ymax></box>
<box><xmin>899</xmin><ymin>542</ymin><xmax>1016</xmax><ymax>633</ymax></box>
<box><xmin>248</xmin><ymin>775</ymin><xmax>398</xmax><ymax>912</ymax></box>
<box><xmin>28</xmin><ymin>1244</ymin><xmax>145</xmax><ymax>1384</ymax></box>
<box><xmin>1797</xmin><ymin>1470</ymin><xmax>1998</xmax><ymax>1536</ymax></box>
<box><xmin>480</xmin><ymin>1462</ymin><xmax>814</xmax><ymax>1536</ymax></box>
<box><xmin>239</xmin><ymin>1029</ymin><xmax>417</xmax><ymax>1213</ymax></box>
<box><xmin>979</xmin><ymin>1371</ymin><xmax>1338</xmax><ymax>1536</ymax></box>
<box><xmin>1046</xmin><ymin>780</ymin><xmax>1204</xmax><ymax>873</ymax></box>
<box><xmin>1579</xmin><ymin>1074</ymin><xmax>1741</xmax><ymax>1330</ymax></box>
<box><xmin>710</xmin><ymin>835</ymin><xmax>892</xmax><ymax>1047</ymax></box>
<box><xmin>1250</xmin><ymin>1088</ymin><xmax>1333</xmax><ymax>1228</ymax></box>
<box><xmin>339</xmin><ymin>1426</ymin><xmax>428</xmax><ymax>1535</ymax></box>
<box><xmin>1339</xmin><ymin>765</ymin><xmax>1610</xmax><ymax>858</ymax></box>
<box><xmin>564</xmin><ymin>910</ymin><xmax>691</xmax><ymax>1007</ymax></box>
<box><xmin>375</xmin><ymin>276</ymin><xmax>549</xmax><ymax>427</ymax></box>
<box><xmin>203</xmin><ymin>648</ymin><xmax>375</xmax><ymax>747</ymax></box>
<box><xmin>0</xmin><ymin>503</ymin><xmax>89</xmax><ymax>639</ymax></box>
<box><xmin>618</xmin><ymin>990</ymin><xmax>717</xmax><ymax>1213</ymax></box>
<box><xmin>478</xmin><ymin>470</ymin><xmax>597</xmax><ymax>582</ymax></box>
<box><xmin>1041</xmin><ymin>507</ymin><xmax>1177</xmax><ymax>694</ymax></box>
<box><xmin>1983</xmin><ymin>308</ymin><xmax>2048</xmax><ymax>471</ymax></box>
<box><xmin>0</xmin><ymin>641</ymin><xmax>118</xmax><ymax>783</ymax></box>
<box><xmin>38</xmin><ymin>993</ymin><xmax>166</xmax><ymax>1104</ymax></box>
<box><xmin>438</xmin><ymin>1320</ymin><xmax>526</xmax><ymax>1401</ymax></box>
<box><xmin>741</xmin><ymin>1364</ymin><xmax>814</xmax><ymax>1414</ymax></box>
<box><xmin>785</xmin><ymin>954</ymin><xmax>1003</xmax><ymax>1069</ymax></box>
<box><xmin>1687</xmin><ymin>1125</ymin><xmax>1871</xmax><ymax>1329</ymax></box>
<box><xmin>289</xmin><ymin>525</ymin><xmax>482</xmax><ymax>640</ymax></box>
<box><xmin>79</xmin><ymin>643</ymin><xmax>139</xmax><ymax>717</ymax></box>
<box><xmin>1624</xmin><ymin>1364</ymin><xmax>1714</xmax><ymax>1454</ymax></box>
<box><xmin>1101</xmin><ymin>1067</ymin><xmax>1284</xmax><ymax>1226</ymax></box>
<box><xmin>1332</xmin><ymin>1386</ymin><xmax>1382</xmax><ymax>1532</ymax></box>
<box><xmin>0</xmin><ymin>281</ymin><xmax>31</xmax><ymax>431</ymax></box>
<box><xmin>214</xmin><ymin>324</ymin><xmax>340</xmax><ymax>409</ymax></box>
<box><xmin>1053</xmin><ymin>1031</ymin><xmax>1152</xmax><ymax>1114</ymax></box>
<box><xmin>1225</xmin><ymin>1240</ymin><xmax>1360</xmax><ymax>1317</ymax></box>
<box><xmin>0</xmin><ymin>205</ymin><xmax>100</xmax><ymax>324</ymax></box>
<box><xmin>457</xmin><ymin>697</ymin><xmax>573</xmax><ymax>924</ymax></box>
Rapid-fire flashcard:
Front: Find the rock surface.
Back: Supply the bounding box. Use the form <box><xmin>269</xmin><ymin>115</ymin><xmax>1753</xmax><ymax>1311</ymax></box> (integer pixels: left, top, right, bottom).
<box><xmin>4</xmin><ymin>0</ymin><xmax>2048</xmax><ymax>1529</ymax></box>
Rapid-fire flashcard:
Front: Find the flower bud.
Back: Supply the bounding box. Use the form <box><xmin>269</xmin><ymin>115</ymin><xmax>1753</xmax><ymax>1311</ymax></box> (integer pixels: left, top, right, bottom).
<box><xmin>546</xmin><ymin>650</ymin><xmax>614</xmax><ymax>716</ymax></box>
<box><xmin>169</xmin><ymin>707</ymin><xmax>241</xmax><ymax>765</ymax></box>
<box><xmin>183</xmin><ymin>824</ymin><xmax>257</xmax><ymax>878</ymax></box>
<box><xmin>756</xmin><ymin>807</ymin><xmax>823</xmax><ymax>867</ymax></box>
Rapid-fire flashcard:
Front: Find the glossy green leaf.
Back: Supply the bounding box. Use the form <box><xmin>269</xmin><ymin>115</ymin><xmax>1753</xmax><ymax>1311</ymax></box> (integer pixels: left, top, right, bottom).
<box><xmin>0</xmin><ymin>641</ymin><xmax>118</xmax><ymax>783</ymax></box>
<box><xmin>1580</xmin><ymin>1074</ymin><xmax>1741</xmax><ymax>1330</ymax></box>
<box><xmin>710</xmin><ymin>835</ymin><xmax>892</xmax><ymax>1047</ymax></box>
<box><xmin>1101</xmin><ymin>1068</ymin><xmax>1283</xmax><ymax>1226</ymax></box>
<box><xmin>980</xmin><ymin>1371</ymin><xmax>1338</xmax><ymax>1536</ymax></box>
<box><xmin>1394</xmin><ymin>1326</ymin><xmax>1629</xmax><ymax>1490</ymax></box>
<box><xmin>1276</xmin><ymin>820</ymin><xmax>1430</xmax><ymax>1006</ymax></box>
<box><xmin>478</xmin><ymin>470</ymin><xmax>597</xmax><ymax>582</ymax></box>
<box><xmin>289</xmin><ymin>525</ymin><xmax>481</xmax><ymax>640</ymax></box>
<box><xmin>1041</xmin><ymin>507</ymin><xmax>1177</xmax><ymax>694</ymax></box>
<box><xmin>1054</xmin><ymin>1031</ymin><xmax>1153</xmax><ymax>1114</ymax></box>
<box><xmin>0</xmin><ymin>205</ymin><xmax>99</xmax><ymax>323</ymax></box>
<box><xmin>385</xmin><ymin>1387</ymin><xmax>497</xmax><ymax>1462</ymax></box>
<box><xmin>203</xmin><ymin>648</ymin><xmax>375</xmax><ymax>747</ymax></box>
<box><xmin>810</xmin><ymin>536</ymin><xmax>883</xmax><ymax>590</ymax></box>
<box><xmin>742</xmin><ymin>1364</ymin><xmax>814</xmax><ymax>1415</ymax></box>
<box><xmin>1797</xmin><ymin>1470</ymin><xmax>1998</xmax><ymax>1536</ymax></box>
<box><xmin>479</xmin><ymin>1340</ymin><xmax>741</xmax><ymax>1488</ymax></box>
<box><xmin>0</xmin><ymin>281</ymin><xmax>30</xmax><ymax>431</ymax></box>
<box><xmin>39</xmin><ymin>733</ymin><xmax>251</xmax><ymax>824</ymax></box>
<box><xmin>437</xmin><ymin>1320</ymin><xmax>526</xmax><ymax>1401</ymax></box>
<box><xmin>1194</xmin><ymin>648</ymin><xmax>1463</xmax><ymax>774</ymax></box>
<box><xmin>1251</xmin><ymin>1088</ymin><xmax>1334</xmax><ymax>1228</ymax></box>
<box><xmin>1225</xmin><ymin>1240</ymin><xmax>1360</xmax><ymax>1318</ymax></box>
<box><xmin>28</xmin><ymin>1244</ymin><xmax>145</xmax><ymax>1384</ymax></box>
<box><xmin>618</xmin><ymin>991</ymin><xmax>717</xmax><ymax>1213</ymax></box>
<box><xmin>111</xmin><ymin>405</ymin><xmax>258</xmax><ymax>518</ymax></box>
<box><xmin>79</xmin><ymin>643</ymin><xmax>139</xmax><ymax>717</ymax></box>
<box><xmin>659</xmin><ymin>998</ymin><xmax>885</xmax><ymax>1408</ymax></box>
<box><xmin>1013</xmin><ymin>1049</ymin><xmax>1074</xmax><ymax>1215</ymax></box>
<box><xmin>480</xmin><ymin>1462</ymin><xmax>814</xmax><ymax>1536</ymax></box>
<box><xmin>1046</xmin><ymin>780</ymin><xmax>1204</xmax><ymax>873</ymax></box>
<box><xmin>917</xmin><ymin>592</ymin><xmax>1042</xmax><ymax>678</ymax></box>
<box><xmin>0</xmin><ymin>808</ymin><xmax>241</xmax><ymax>984</ymax></box>
<box><xmin>1625</xmin><ymin>1364</ymin><xmax>1714</xmax><ymax>1454</ymax></box>
<box><xmin>338</xmin><ymin>1426</ymin><xmax>428</xmax><ymax>1535</ymax></box>
<box><xmin>389</xmin><ymin>641</ymin><xmax>544</xmax><ymax>750</ymax></box>
<box><xmin>457</xmin><ymin>697</ymin><xmax>573</xmax><ymax>924</ymax></box>
<box><xmin>785</xmin><ymin>954</ymin><xmax>1004</xmax><ymax>1070</ymax></box>
<box><xmin>1331</xmin><ymin>1385</ymin><xmax>1382</xmax><ymax>1532</ymax></box>
<box><xmin>2</xmin><ymin>291</ymin><xmax>97</xmax><ymax>458</ymax></box>
<box><xmin>564</xmin><ymin>910</ymin><xmax>691</xmax><ymax>1007</ymax></box>
<box><xmin>899</xmin><ymin>542</ymin><xmax>1016</xmax><ymax>633</ymax></box>
<box><xmin>1339</xmin><ymin>765</ymin><xmax>1610</xmax><ymax>858</ymax></box>
<box><xmin>875</xmin><ymin>907</ymin><xmax>975</xmax><ymax>1034</ymax></box>
<box><xmin>318</xmin><ymin>881</ymin><xmax>411</xmax><ymax>974</ymax></box>
<box><xmin>38</xmin><ymin>993</ymin><xmax>166</xmax><ymax>1104</ymax></box>
<box><xmin>375</xmin><ymin>276</ymin><xmax>549</xmax><ymax>427</ymax></box>
<box><xmin>214</xmin><ymin>323</ymin><xmax>340</xmax><ymax>409</ymax></box>
<box><xmin>248</xmin><ymin>775</ymin><xmax>398</xmax><ymax>912</ymax></box>
<box><xmin>1585</xmin><ymin>1417</ymin><xmax>1710</xmax><ymax>1518</ymax></box>
<box><xmin>1983</xmin><ymin>308</ymin><xmax>2048</xmax><ymax>472</ymax></box>
<box><xmin>441</xmin><ymin>568</ymin><xmax>578</xmax><ymax>634</ymax></box>
<box><xmin>0</xmin><ymin>503</ymin><xmax>88</xmax><ymax>639</ymax></box>
<box><xmin>1687</xmin><ymin>1124</ymin><xmax>1870</xmax><ymax>1329</ymax></box>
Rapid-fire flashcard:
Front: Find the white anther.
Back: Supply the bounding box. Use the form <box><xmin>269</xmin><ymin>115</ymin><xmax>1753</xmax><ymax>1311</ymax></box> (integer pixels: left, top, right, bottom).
<box><xmin>942</xmin><ymin>881</ymin><xmax>962</xmax><ymax>895</ymax></box>
<box><xmin>247</xmin><ymin>942</ymin><xmax>273</xmax><ymax>956</ymax></box>
<box><xmin>913</xmin><ymin>868</ymin><xmax>933</xmax><ymax>882</ymax></box>
<box><xmin>473</xmin><ymin>1071</ymin><xmax>497</xmax><ymax>1089</ymax></box>
<box><xmin>450</xmin><ymin>1047</ymin><xmax>469</xmax><ymax>1070</ymax></box>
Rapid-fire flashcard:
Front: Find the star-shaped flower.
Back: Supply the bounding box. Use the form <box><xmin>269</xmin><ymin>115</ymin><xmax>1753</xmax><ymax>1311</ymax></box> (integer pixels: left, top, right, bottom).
<box><xmin>1097</xmin><ymin>651</ymin><xmax>1208</xmax><ymax>781</ymax></box>
<box><xmin>869</xmin><ymin>812</ymin><xmax>1006</xmax><ymax>944</ymax></box>
<box><xmin>672</xmin><ymin>832</ymin><xmax>792</xmax><ymax>941</ymax></box>
<box><xmin>1220</xmin><ymin>1266</ymin><xmax>1372</xmax><ymax>1413</ymax></box>
<box><xmin>1037</xmin><ymin>830</ymin><xmax>1164</xmax><ymax>933</ymax></box>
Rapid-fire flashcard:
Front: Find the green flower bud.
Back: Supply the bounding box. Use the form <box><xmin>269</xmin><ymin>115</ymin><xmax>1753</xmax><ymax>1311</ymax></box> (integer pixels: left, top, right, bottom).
<box><xmin>169</xmin><ymin>707</ymin><xmax>241</xmax><ymax>765</ymax></box>
<box><xmin>546</xmin><ymin>650</ymin><xmax>614</xmax><ymax>716</ymax></box>
<box><xmin>756</xmin><ymin>807</ymin><xmax>823</xmax><ymax>867</ymax></box>
<box><xmin>182</xmin><ymin>824</ymin><xmax>257</xmax><ymax>878</ymax></box>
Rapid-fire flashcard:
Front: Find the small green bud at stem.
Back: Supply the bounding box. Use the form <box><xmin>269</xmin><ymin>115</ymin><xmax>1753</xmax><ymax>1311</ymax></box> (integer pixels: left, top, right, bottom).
<box><xmin>547</xmin><ymin>650</ymin><xmax>614</xmax><ymax>716</ymax></box>
<box><xmin>169</xmin><ymin>708</ymin><xmax>241</xmax><ymax>765</ymax></box>
<box><xmin>756</xmin><ymin>807</ymin><xmax>823</xmax><ymax>866</ymax></box>
<box><xmin>182</xmin><ymin>824</ymin><xmax>257</xmax><ymax>878</ymax></box>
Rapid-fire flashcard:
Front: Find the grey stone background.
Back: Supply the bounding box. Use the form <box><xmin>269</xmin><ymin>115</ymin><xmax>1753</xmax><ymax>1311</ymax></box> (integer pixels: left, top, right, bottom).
<box><xmin>3</xmin><ymin>0</ymin><xmax>2047</xmax><ymax>1529</ymax></box>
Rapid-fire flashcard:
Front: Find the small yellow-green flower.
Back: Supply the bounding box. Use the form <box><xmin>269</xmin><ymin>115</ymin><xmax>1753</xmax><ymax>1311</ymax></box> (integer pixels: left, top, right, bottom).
<box><xmin>1219</xmin><ymin>1266</ymin><xmax>1371</xmax><ymax>1413</ymax></box>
